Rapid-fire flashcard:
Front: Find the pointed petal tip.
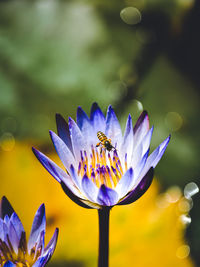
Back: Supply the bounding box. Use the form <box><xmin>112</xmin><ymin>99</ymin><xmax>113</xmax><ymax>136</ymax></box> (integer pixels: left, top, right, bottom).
<box><xmin>56</xmin><ymin>113</ymin><xmax>67</xmax><ymax>127</ymax></box>
<box><xmin>36</xmin><ymin>204</ymin><xmax>46</xmax><ymax>220</ymax></box>
<box><xmin>70</xmin><ymin>164</ymin><xmax>74</xmax><ymax>170</ymax></box>
<box><xmin>68</xmin><ymin>116</ymin><xmax>73</xmax><ymax>124</ymax></box>
<box><xmin>163</xmin><ymin>134</ymin><xmax>171</xmax><ymax>147</ymax></box>
<box><xmin>49</xmin><ymin>130</ymin><xmax>54</xmax><ymax>137</ymax></box>
<box><xmin>1</xmin><ymin>195</ymin><xmax>8</xmax><ymax>203</ymax></box>
<box><xmin>82</xmin><ymin>173</ymin><xmax>89</xmax><ymax>180</ymax></box>
<box><xmin>49</xmin><ymin>130</ymin><xmax>58</xmax><ymax>143</ymax></box>
<box><xmin>133</xmin><ymin>110</ymin><xmax>149</xmax><ymax>133</ymax></box>
<box><xmin>129</xmin><ymin>167</ymin><xmax>133</xmax><ymax>176</ymax></box>
<box><xmin>77</xmin><ymin>106</ymin><xmax>88</xmax><ymax>117</ymax></box>
<box><xmin>77</xmin><ymin>106</ymin><xmax>83</xmax><ymax>116</ymax></box>
<box><xmin>92</xmin><ymin>102</ymin><xmax>98</xmax><ymax>107</ymax></box>
<box><xmin>32</xmin><ymin>146</ymin><xmax>37</xmax><ymax>154</ymax></box>
<box><xmin>39</xmin><ymin>203</ymin><xmax>45</xmax><ymax>211</ymax></box>
<box><xmin>1</xmin><ymin>196</ymin><xmax>15</xmax><ymax>218</ymax></box>
<box><xmin>142</xmin><ymin>110</ymin><xmax>148</xmax><ymax>116</ymax></box>
<box><xmin>55</xmin><ymin>113</ymin><xmax>61</xmax><ymax>119</ymax></box>
<box><xmin>140</xmin><ymin>110</ymin><xmax>148</xmax><ymax>118</ymax></box>
<box><xmin>32</xmin><ymin>147</ymin><xmax>43</xmax><ymax>162</ymax></box>
<box><xmin>108</xmin><ymin>104</ymin><xmax>113</xmax><ymax>111</ymax></box>
<box><xmin>91</xmin><ymin>102</ymin><xmax>100</xmax><ymax>112</ymax></box>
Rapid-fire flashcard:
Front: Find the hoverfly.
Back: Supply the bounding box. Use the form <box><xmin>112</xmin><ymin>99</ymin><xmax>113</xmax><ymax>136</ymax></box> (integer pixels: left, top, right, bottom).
<box><xmin>96</xmin><ymin>131</ymin><xmax>115</xmax><ymax>152</ymax></box>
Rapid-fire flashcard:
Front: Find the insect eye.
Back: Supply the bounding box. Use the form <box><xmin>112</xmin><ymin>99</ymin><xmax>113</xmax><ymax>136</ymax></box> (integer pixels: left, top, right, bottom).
<box><xmin>105</xmin><ymin>141</ymin><xmax>109</xmax><ymax>145</ymax></box>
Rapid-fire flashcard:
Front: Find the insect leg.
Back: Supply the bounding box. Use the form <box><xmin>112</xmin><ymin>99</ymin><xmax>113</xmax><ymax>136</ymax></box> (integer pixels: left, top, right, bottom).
<box><xmin>96</xmin><ymin>142</ymin><xmax>101</xmax><ymax>147</ymax></box>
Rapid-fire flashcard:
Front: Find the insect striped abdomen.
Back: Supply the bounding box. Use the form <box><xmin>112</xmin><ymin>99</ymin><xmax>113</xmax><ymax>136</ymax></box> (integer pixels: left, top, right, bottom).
<box><xmin>97</xmin><ymin>131</ymin><xmax>107</xmax><ymax>142</ymax></box>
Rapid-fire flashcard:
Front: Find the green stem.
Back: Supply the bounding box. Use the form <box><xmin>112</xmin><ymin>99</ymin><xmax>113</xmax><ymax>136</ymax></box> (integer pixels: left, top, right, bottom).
<box><xmin>98</xmin><ymin>208</ymin><xmax>110</xmax><ymax>267</ymax></box>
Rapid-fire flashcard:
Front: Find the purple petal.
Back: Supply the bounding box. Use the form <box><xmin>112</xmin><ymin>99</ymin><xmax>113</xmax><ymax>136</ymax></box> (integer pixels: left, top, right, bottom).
<box><xmin>90</xmin><ymin>102</ymin><xmax>106</xmax><ymax>133</ymax></box>
<box><xmin>68</xmin><ymin>117</ymin><xmax>87</xmax><ymax>161</ymax></box>
<box><xmin>105</xmin><ymin>105</ymin><xmax>122</xmax><ymax>148</ymax></box>
<box><xmin>32</xmin><ymin>254</ymin><xmax>50</xmax><ymax>267</ymax></box>
<box><xmin>82</xmin><ymin>175</ymin><xmax>98</xmax><ymax>203</ymax></box>
<box><xmin>44</xmin><ymin>228</ymin><xmax>58</xmax><ymax>255</ymax></box>
<box><xmin>139</xmin><ymin>135</ymin><xmax>171</xmax><ymax>178</ymax></box>
<box><xmin>77</xmin><ymin>106</ymin><xmax>96</xmax><ymax>145</ymax></box>
<box><xmin>8</xmin><ymin>221</ymin><xmax>19</xmax><ymax>253</ymax></box>
<box><xmin>124</xmin><ymin>114</ymin><xmax>133</xmax><ymax>140</ymax></box>
<box><xmin>130</xmin><ymin>127</ymin><xmax>153</xmax><ymax>168</ymax></box>
<box><xmin>28</xmin><ymin>204</ymin><xmax>46</xmax><ymax>252</ymax></box>
<box><xmin>133</xmin><ymin>110</ymin><xmax>149</xmax><ymax>133</ymax></box>
<box><xmin>18</xmin><ymin>231</ymin><xmax>27</xmax><ymax>255</ymax></box>
<box><xmin>120</xmin><ymin>114</ymin><xmax>134</xmax><ymax>165</ymax></box>
<box><xmin>97</xmin><ymin>185</ymin><xmax>118</xmax><ymax>206</ymax></box>
<box><xmin>60</xmin><ymin>181</ymin><xmax>93</xmax><ymax>209</ymax></box>
<box><xmin>3</xmin><ymin>261</ymin><xmax>16</xmax><ymax>267</ymax></box>
<box><xmin>4</xmin><ymin>214</ymin><xmax>9</xmax><ymax>225</ymax></box>
<box><xmin>141</xmin><ymin>126</ymin><xmax>154</xmax><ymax>155</ymax></box>
<box><xmin>69</xmin><ymin>165</ymin><xmax>82</xmax><ymax>189</ymax></box>
<box><xmin>118</xmin><ymin>167</ymin><xmax>154</xmax><ymax>205</ymax></box>
<box><xmin>121</xmin><ymin>151</ymin><xmax>149</xmax><ymax>200</ymax></box>
<box><xmin>32</xmin><ymin>147</ymin><xmax>81</xmax><ymax>197</ymax></box>
<box><xmin>56</xmin><ymin>113</ymin><xmax>73</xmax><ymax>153</ymax></box>
<box><xmin>3</xmin><ymin>217</ymin><xmax>9</xmax><ymax>240</ymax></box>
<box><xmin>0</xmin><ymin>219</ymin><xmax>4</xmax><ymax>240</ymax></box>
<box><xmin>133</xmin><ymin>111</ymin><xmax>149</xmax><ymax>147</ymax></box>
<box><xmin>133</xmin><ymin>148</ymin><xmax>149</xmax><ymax>180</ymax></box>
<box><xmin>10</xmin><ymin>212</ymin><xmax>24</xmax><ymax>240</ymax></box>
<box><xmin>32</xmin><ymin>147</ymin><xmax>66</xmax><ymax>183</ymax></box>
<box><xmin>35</xmin><ymin>230</ymin><xmax>45</xmax><ymax>256</ymax></box>
<box><xmin>115</xmin><ymin>168</ymin><xmax>134</xmax><ymax>198</ymax></box>
<box><xmin>151</xmin><ymin>135</ymin><xmax>171</xmax><ymax>168</ymax></box>
<box><xmin>0</xmin><ymin>196</ymin><xmax>15</xmax><ymax>219</ymax></box>
<box><xmin>49</xmin><ymin>130</ymin><xmax>75</xmax><ymax>172</ymax></box>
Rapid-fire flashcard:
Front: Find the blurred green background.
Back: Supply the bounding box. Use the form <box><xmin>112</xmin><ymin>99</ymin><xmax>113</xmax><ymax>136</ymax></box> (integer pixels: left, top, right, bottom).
<box><xmin>0</xmin><ymin>0</ymin><xmax>199</xmax><ymax>266</ymax></box>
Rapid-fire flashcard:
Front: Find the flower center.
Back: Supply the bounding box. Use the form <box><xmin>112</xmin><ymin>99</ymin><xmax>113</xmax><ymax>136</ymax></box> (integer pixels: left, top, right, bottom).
<box><xmin>0</xmin><ymin>234</ymin><xmax>42</xmax><ymax>267</ymax></box>
<box><xmin>77</xmin><ymin>146</ymin><xmax>128</xmax><ymax>188</ymax></box>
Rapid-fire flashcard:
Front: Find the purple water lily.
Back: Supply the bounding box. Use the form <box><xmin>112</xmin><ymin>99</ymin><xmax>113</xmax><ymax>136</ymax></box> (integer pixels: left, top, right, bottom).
<box><xmin>32</xmin><ymin>103</ymin><xmax>170</xmax><ymax>209</ymax></box>
<box><xmin>0</xmin><ymin>197</ymin><xmax>58</xmax><ymax>267</ymax></box>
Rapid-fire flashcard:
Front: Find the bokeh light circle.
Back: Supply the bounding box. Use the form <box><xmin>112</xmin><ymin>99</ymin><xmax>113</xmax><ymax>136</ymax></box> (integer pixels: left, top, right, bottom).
<box><xmin>0</xmin><ymin>132</ymin><xmax>15</xmax><ymax>152</ymax></box>
<box><xmin>120</xmin><ymin>7</ymin><xmax>142</xmax><ymax>25</ymax></box>
<box><xmin>184</xmin><ymin>182</ymin><xmax>199</xmax><ymax>199</ymax></box>
<box><xmin>165</xmin><ymin>112</ymin><xmax>183</xmax><ymax>131</ymax></box>
<box><xmin>176</xmin><ymin>245</ymin><xmax>190</xmax><ymax>259</ymax></box>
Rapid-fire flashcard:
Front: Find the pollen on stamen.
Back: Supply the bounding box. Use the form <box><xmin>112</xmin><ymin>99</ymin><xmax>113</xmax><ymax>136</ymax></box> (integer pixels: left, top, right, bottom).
<box><xmin>108</xmin><ymin>153</ymin><xmax>113</xmax><ymax>168</ymax></box>
<box><xmin>78</xmin><ymin>162</ymin><xmax>81</xmax><ymax>175</ymax></box>
<box><xmin>90</xmin><ymin>153</ymin><xmax>95</xmax><ymax>169</ymax></box>
<box><xmin>95</xmin><ymin>168</ymin><xmax>101</xmax><ymax>187</ymax></box>
<box><xmin>115</xmin><ymin>162</ymin><xmax>122</xmax><ymax>176</ymax></box>
<box><xmin>91</xmin><ymin>169</ymin><xmax>95</xmax><ymax>182</ymax></box>
<box><xmin>106</xmin><ymin>165</ymin><xmax>115</xmax><ymax>188</ymax></box>
<box><xmin>125</xmin><ymin>153</ymin><xmax>128</xmax><ymax>171</ymax></box>
<box><xmin>117</xmin><ymin>159</ymin><xmax>123</xmax><ymax>174</ymax></box>
<box><xmin>84</xmin><ymin>164</ymin><xmax>88</xmax><ymax>175</ymax></box>
<box><xmin>84</xmin><ymin>150</ymin><xmax>88</xmax><ymax>164</ymax></box>
<box><xmin>111</xmin><ymin>166</ymin><xmax>120</xmax><ymax>185</ymax></box>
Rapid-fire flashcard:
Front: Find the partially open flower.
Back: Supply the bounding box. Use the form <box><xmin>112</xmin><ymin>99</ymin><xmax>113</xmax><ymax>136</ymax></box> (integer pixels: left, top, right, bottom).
<box><xmin>0</xmin><ymin>197</ymin><xmax>58</xmax><ymax>267</ymax></box>
<box><xmin>33</xmin><ymin>103</ymin><xmax>170</xmax><ymax>209</ymax></box>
